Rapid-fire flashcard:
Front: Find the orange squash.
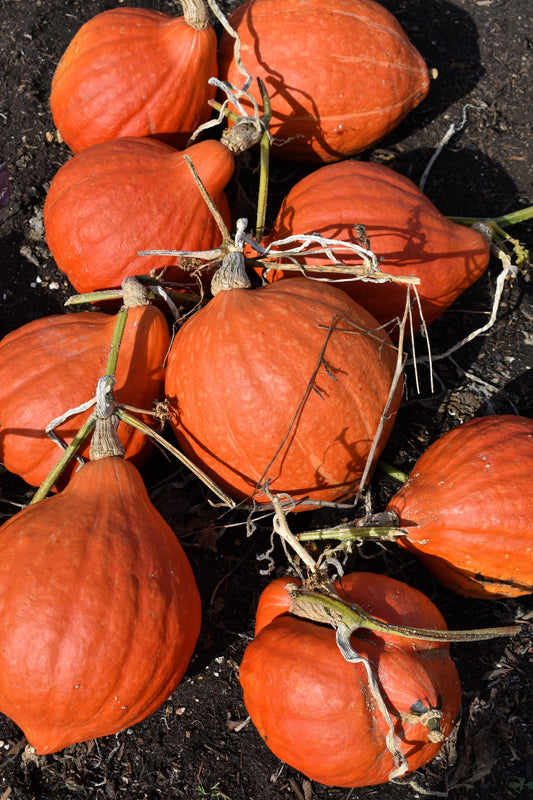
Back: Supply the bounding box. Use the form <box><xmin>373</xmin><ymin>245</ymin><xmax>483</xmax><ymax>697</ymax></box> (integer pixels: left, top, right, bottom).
<box><xmin>217</xmin><ymin>0</ymin><xmax>429</xmax><ymax>162</ymax></box>
<box><xmin>387</xmin><ymin>414</ymin><xmax>533</xmax><ymax>598</ymax></box>
<box><xmin>240</xmin><ymin>572</ymin><xmax>461</xmax><ymax>786</ymax></box>
<box><xmin>256</xmin><ymin>160</ymin><xmax>491</xmax><ymax>335</ymax></box>
<box><xmin>0</xmin><ymin>298</ymin><xmax>169</xmax><ymax>488</ymax></box>
<box><xmin>164</xmin><ymin>275</ymin><xmax>402</xmax><ymax>508</ymax></box>
<box><xmin>0</xmin><ymin>451</ymin><xmax>201</xmax><ymax>754</ymax></box>
<box><xmin>43</xmin><ymin>136</ymin><xmax>234</xmax><ymax>294</ymax></box>
<box><xmin>50</xmin><ymin>2</ymin><xmax>217</xmax><ymax>153</ymax></box>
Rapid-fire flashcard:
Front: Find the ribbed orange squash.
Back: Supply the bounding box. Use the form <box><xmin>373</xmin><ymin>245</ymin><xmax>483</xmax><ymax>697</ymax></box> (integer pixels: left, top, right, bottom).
<box><xmin>240</xmin><ymin>572</ymin><xmax>461</xmax><ymax>786</ymax></box>
<box><xmin>256</xmin><ymin>160</ymin><xmax>491</xmax><ymax>334</ymax></box>
<box><xmin>0</xmin><ymin>301</ymin><xmax>169</xmax><ymax>488</ymax></box>
<box><xmin>43</xmin><ymin>137</ymin><xmax>234</xmax><ymax>293</ymax></box>
<box><xmin>387</xmin><ymin>415</ymin><xmax>533</xmax><ymax>598</ymax></box>
<box><xmin>164</xmin><ymin>276</ymin><xmax>402</xmax><ymax>508</ymax></box>
<box><xmin>217</xmin><ymin>0</ymin><xmax>429</xmax><ymax>162</ymax></box>
<box><xmin>0</xmin><ymin>454</ymin><xmax>201</xmax><ymax>754</ymax></box>
<box><xmin>50</xmin><ymin>2</ymin><xmax>217</xmax><ymax>153</ymax></box>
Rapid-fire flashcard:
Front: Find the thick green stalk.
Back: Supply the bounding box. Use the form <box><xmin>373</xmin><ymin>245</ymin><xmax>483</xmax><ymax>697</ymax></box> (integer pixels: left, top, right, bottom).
<box><xmin>103</xmin><ymin>305</ymin><xmax>128</xmax><ymax>377</ymax></box>
<box><xmin>209</xmin><ymin>98</ymin><xmax>239</xmax><ymax>124</ymax></box>
<box><xmin>30</xmin><ymin>300</ymin><xmax>131</xmax><ymax>503</ymax></box>
<box><xmin>298</xmin><ymin>525</ymin><xmax>407</xmax><ymax>543</ymax></box>
<box><xmin>30</xmin><ymin>415</ymin><xmax>96</xmax><ymax>504</ymax></box>
<box><xmin>449</xmin><ymin>205</ymin><xmax>533</xmax><ymax>229</ymax></box>
<box><xmin>65</xmin><ymin>284</ymin><xmax>200</xmax><ymax>308</ymax></box>
<box><xmin>65</xmin><ymin>289</ymin><xmax>125</xmax><ymax>305</ymax></box>
<box><xmin>288</xmin><ymin>587</ymin><xmax>520</xmax><ymax>643</ymax></box>
<box><xmin>255</xmin><ymin>78</ymin><xmax>272</xmax><ymax>242</ymax></box>
<box><xmin>448</xmin><ymin>215</ymin><xmax>530</xmax><ymax>269</ymax></box>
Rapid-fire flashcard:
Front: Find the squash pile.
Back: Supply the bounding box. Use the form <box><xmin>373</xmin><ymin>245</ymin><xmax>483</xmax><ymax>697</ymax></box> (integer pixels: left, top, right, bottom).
<box><xmin>0</xmin><ymin>0</ymin><xmax>530</xmax><ymax>789</ymax></box>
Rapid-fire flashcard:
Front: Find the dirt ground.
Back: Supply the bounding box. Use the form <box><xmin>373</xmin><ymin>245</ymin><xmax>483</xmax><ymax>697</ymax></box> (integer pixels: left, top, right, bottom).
<box><xmin>1</xmin><ymin>0</ymin><xmax>533</xmax><ymax>798</ymax></box>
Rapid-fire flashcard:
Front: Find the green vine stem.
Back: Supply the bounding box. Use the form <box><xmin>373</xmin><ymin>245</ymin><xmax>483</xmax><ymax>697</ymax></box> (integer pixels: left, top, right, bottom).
<box><xmin>64</xmin><ymin>282</ymin><xmax>200</xmax><ymax>309</ymax></box>
<box><xmin>449</xmin><ymin>207</ymin><xmax>532</xmax><ymax>270</ymax></box>
<box><xmin>31</xmin><ymin>403</ymin><xmax>237</xmax><ymax>509</ymax></box>
<box><xmin>30</xmin><ymin>415</ymin><xmax>97</xmax><ymax>504</ymax></box>
<box><xmin>287</xmin><ymin>585</ymin><xmax>521</xmax><ymax>643</ymax></box>
<box><xmin>30</xmin><ymin>280</ymin><xmax>140</xmax><ymax>503</ymax></box>
<box><xmin>449</xmin><ymin>205</ymin><xmax>533</xmax><ymax>230</ymax></box>
<box><xmin>298</xmin><ymin>524</ymin><xmax>407</xmax><ymax>544</ymax></box>
<box><xmin>208</xmin><ymin>80</ymin><xmax>272</xmax><ymax>244</ymax></box>
<box><xmin>208</xmin><ymin>98</ymin><xmax>239</xmax><ymax>124</ymax></box>
<box><xmin>28</xmin><ymin>274</ymin><xmax>238</xmax><ymax>507</ymax></box>
<box><xmin>103</xmin><ymin>302</ymin><xmax>129</xmax><ymax>377</ymax></box>
<box><xmin>255</xmin><ymin>77</ymin><xmax>272</xmax><ymax>242</ymax></box>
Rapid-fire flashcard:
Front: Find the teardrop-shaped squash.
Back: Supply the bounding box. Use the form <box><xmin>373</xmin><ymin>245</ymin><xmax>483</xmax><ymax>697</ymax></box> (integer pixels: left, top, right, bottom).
<box><xmin>0</xmin><ymin>302</ymin><xmax>169</xmax><ymax>487</ymax></box>
<box><xmin>0</xmin><ymin>455</ymin><xmax>201</xmax><ymax>754</ymax></box>
<box><xmin>50</xmin><ymin>3</ymin><xmax>218</xmax><ymax>153</ymax></box>
<box><xmin>387</xmin><ymin>414</ymin><xmax>533</xmax><ymax>598</ymax></box>
<box><xmin>240</xmin><ymin>572</ymin><xmax>461</xmax><ymax>786</ymax></box>
<box><xmin>43</xmin><ymin>137</ymin><xmax>234</xmax><ymax>293</ymax></box>
<box><xmin>217</xmin><ymin>0</ymin><xmax>429</xmax><ymax>163</ymax></box>
<box><xmin>164</xmin><ymin>276</ymin><xmax>402</xmax><ymax>508</ymax></box>
<box><xmin>257</xmin><ymin>160</ymin><xmax>490</xmax><ymax>334</ymax></box>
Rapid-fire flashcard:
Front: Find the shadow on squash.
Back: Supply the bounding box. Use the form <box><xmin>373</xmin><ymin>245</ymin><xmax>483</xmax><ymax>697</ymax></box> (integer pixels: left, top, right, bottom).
<box><xmin>378</xmin><ymin>0</ymin><xmax>483</xmax><ymax>138</ymax></box>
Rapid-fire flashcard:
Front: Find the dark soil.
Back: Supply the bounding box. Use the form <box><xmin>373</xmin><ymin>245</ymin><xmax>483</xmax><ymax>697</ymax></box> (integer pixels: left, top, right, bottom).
<box><xmin>1</xmin><ymin>0</ymin><xmax>532</xmax><ymax>799</ymax></box>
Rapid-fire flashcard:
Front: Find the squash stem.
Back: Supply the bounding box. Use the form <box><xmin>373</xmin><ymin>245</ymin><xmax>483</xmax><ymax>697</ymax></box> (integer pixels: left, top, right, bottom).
<box><xmin>103</xmin><ymin>305</ymin><xmax>129</xmax><ymax>377</ymax></box>
<box><xmin>30</xmin><ymin>290</ymin><xmax>135</xmax><ymax>502</ymax></box>
<box><xmin>65</xmin><ymin>283</ymin><xmax>200</xmax><ymax>308</ymax></box>
<box><xmin>255</xmin><ymin>77</ymin><xmax>272</xmax><ymax>242</ymax></box>
<box><xmin>65</xmin><ymin>288</ymin><xmax>126</xmax><ymax>305</ymax></box>
<box><xmin>208</xmin><ymin>98</ymin><xmax>239</xmax><ymax>124</ymax></box>
<box><xmin>30</xmin><ymin>415</ymin><xmax>96</xmax><ymax>504</ymax></box>
<box><xmin>209</xmin><ymin>85</ymin><xmax>272</xmax><ymax>244</ymax></box>
<box><xmin>297</xmin><ymin>525</ymin><xmax>407</xmax><ymax>543</ymax></box>
<box><xmin>179</xmin><ymin>0</ymin><xmax>210</xmax><ymax>30</ymax></box>
<box><xmin>449</xmin><ymin>204</ymin><xmax>533</xmax><ymax>229</ymax></box>
<box><xmin>288</xmin><ymin>586</ymin><xmax>521</xmax><ymax>643</ymax></box>
<box><xmin>448</xmin><ymin>212</ymin><xmax>531</xmax><ymax>270</ymax></box>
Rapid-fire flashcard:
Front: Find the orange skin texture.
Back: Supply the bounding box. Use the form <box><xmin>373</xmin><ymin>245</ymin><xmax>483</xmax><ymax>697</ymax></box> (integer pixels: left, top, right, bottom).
<box><xmin>43</xmin><ymin>137</ymin><xmax>234</xmax><ymax>293</ymax></box>
<box><xmin>50</xmin><ymin>7</ymin><xmax>218</xmax><ymax>153</ymax></box>
<box><xmin>256</xmin><ymin>160</ymin><xmax>490</xmax><ymax>335</ymax></box>
<box><xmin>0</xmin><ymin>456</ymin><xmax>201</xmax><ymax>754</ymax></box>
<box><xmin>164</xmin><ymin>278</ymin><xmax>402</xmax><ymax>508</ymax></box>
<box><xmin>240</xmin><ymin>572</ymin><xmax>461</xmax><ymax>787</ymax></box>
<box><xmin>0</xmin><ymin>305</ymin><xmax>169</xmax><ymax>488</ymax></box>
<box><xmin>387</xmin><ymin>415</ymin><xmax>533</xmax><ymax>598</ymax></box>
<box><xmin>217</xmin><ymin>0</ymin><xmax>429</xmax><ymax>163</ymax></box>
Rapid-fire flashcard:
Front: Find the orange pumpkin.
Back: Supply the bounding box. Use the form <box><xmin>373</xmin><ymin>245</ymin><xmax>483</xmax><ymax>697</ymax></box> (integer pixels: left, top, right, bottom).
<box><xmin>164</xmin><ymin>275</ymin><xmax>402</xmax><ymax>508</ymax></box>
<box><xmin>217</xmin><ymin>0</ymin><xmax>429</xmax><ymax>162</ymax></box>
<box><xmin>0</xmin><ymin>452</ymin><xmax>201</xmax><ymax>754</ymax></box>
<box><xmin>387</xmin><ymin>414</ymin><xmax>533</xmax><ymax>598</ymax></box>
<box><xmin>43</xmin><ymin>136</ymin><xmax>235</xmax><ymax>294</ymax></box>
<box><xmin>0</xmin><ymin>298</ymin><xmax>169</xmax><ymax>488</ymax></box>
<box><xmin>240</xmin><ymin>572</ymin><xmax>461</xmax><ymax>786</ymax></box>
<box><xmin>50</xmin><ymin>2</ymin><xmax>217</xmax><ymax>153</ymax></box>
<box><xmin>256</xmin><ymin>160</ymin><xmax>491</xmax><ymax>334</ymax></box>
